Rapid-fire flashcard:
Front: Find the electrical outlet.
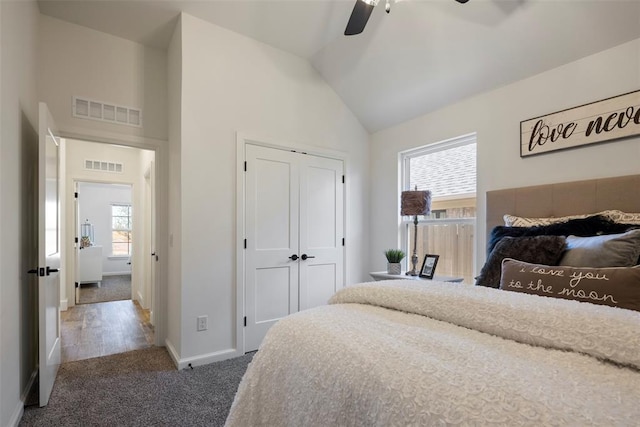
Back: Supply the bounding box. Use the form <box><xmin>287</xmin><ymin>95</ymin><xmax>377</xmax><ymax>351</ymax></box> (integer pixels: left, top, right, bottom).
<box><xmin>197</xmin><ymin>315</ymin><xmax>208</xmax><ymax>331</ymax></box>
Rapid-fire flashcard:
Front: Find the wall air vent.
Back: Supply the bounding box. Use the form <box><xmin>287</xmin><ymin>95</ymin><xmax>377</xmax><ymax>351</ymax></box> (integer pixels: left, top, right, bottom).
<box><xmin>73</xmin><ymin>96</ymin><xmax>142</xmax><ymax>128</ymax></box>
<box><xmin>84</xmin><ymin>159</ymin><xmax>124</xmax><ymax>174</ymax></box>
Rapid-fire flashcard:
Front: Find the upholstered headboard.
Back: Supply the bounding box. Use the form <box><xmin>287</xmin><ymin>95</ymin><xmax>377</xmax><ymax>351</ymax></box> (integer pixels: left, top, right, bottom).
<box><xmin>486</xmin><ymin>174</ymin><xmax>640</xmax><ymax>242</ymax></box>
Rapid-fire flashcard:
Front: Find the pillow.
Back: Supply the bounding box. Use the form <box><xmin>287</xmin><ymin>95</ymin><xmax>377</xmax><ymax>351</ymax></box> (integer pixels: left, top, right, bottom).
<box><xmin>504</xmin><ymin>210</ymin><xmax>640</xmax><ymax>227</ymax></box>
<box><xmin>475</xmin><ymin>235</ymin><xmax>566</xmax><ymax>288</ymax></box>
<box><xmin>500</xmin><ymin>258</ymin><xmax>640</xmax><ymax>312</ymax></box>
<box><xmin>504</xmin><ymin>212</ymin><xmax>593</xmax><ymax>227</ymax></box>
<box><xmin>558</xmin><ymin>229</ymin><xmax>640</xmax><ymax>267</ymax></box>
<box><xmin>487</xmin><ymin>215</ymin><xmax>637</xmax><ymax>255</ymax></box>
<box><xmin>605</xmin><ymin>210</ymin><xmax>640</xmax><ymax>225</ymax></box>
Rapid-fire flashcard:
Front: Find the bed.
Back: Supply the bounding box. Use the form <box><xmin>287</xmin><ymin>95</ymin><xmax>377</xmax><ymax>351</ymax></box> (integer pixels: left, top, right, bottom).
<box><xmin>226</xmin><ymin>175</ymin><xmax>640</xmax><ymax>426</ymax></box>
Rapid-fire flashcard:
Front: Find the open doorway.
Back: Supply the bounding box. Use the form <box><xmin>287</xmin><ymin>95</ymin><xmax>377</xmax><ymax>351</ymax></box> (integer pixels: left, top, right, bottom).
<box><xmin>60</xmin><ymin>138</ymin><xmax>157</xmax><ymax>363</ymax></box>
<box><xmin>75</xmin><ymin>182</ymin><xmax>133</xmax><ymax>305</ymax></box>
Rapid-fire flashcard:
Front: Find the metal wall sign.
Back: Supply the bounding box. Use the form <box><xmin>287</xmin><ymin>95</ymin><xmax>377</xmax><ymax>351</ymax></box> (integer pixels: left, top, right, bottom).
<box><xmin>520</xmin><ymin>90</ymin><xmax>640</xmax><ymax>157</ymax></box>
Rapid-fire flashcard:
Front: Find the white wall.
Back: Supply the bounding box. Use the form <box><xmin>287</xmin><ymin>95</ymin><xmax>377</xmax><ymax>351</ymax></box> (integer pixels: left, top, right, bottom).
<box><xmin>0</xmin><ymin>1</ymin><xmax>40</xmax><ymax>425</ymax></box>
<box><xmin>78</xmin><ymin>182</ymin><xmax>133</xmax><ymax>274</ymax></box>
<box><xmin>370</xmin><ymin>38</ymin><xmax>640</xmax><ymax>275</ymax></box>
<box><xmin>38</xmin><ymin>15</ymin><xmax>168</xmax><ymax>141</ymax></box>
<box><xmin>63</xmin><ymin>139</ymin><xmax>145</xmax><ymax>308</ymax></box>
<box><xmin>169</xmin><ymin>13</ymin><xmax>370</xmax><ymax>366</ymax></box>
<box><xmin>37</xmin><ymin>14</ymin><xmax>169</xmax><ymax>344</ymax></box>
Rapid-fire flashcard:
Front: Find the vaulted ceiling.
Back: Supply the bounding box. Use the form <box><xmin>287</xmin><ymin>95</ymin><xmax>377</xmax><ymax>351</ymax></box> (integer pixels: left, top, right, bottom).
<box><xmin>38</xmin><ymin>0</ymin><xmax>640</xmax><ymax>133</ymax></box>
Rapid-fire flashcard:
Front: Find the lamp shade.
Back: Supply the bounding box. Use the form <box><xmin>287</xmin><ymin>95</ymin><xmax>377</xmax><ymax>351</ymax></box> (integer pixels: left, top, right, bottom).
<box><xmin>401</xmin><ymin>190</ymin><xmax>432</xmax><ymax>216</ymax></box>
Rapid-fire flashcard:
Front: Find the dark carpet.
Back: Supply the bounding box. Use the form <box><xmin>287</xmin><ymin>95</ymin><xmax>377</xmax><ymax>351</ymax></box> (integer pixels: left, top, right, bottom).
<box><xmin>20</xmin><ymin>347</ymin><xmax>254</xmax><ymax>427</ymax></box>
<box><xmin>78</xmin><ymin>274</ymin><xmax>132</xmax><ymax>304</ymax></box>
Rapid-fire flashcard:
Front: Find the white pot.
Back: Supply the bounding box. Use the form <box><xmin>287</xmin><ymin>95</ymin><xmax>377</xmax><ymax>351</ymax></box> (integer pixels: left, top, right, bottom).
<box><xmin>387</xmin><ymin>262</ymin><xmax>402</xmax><ymax>275</ymax></box>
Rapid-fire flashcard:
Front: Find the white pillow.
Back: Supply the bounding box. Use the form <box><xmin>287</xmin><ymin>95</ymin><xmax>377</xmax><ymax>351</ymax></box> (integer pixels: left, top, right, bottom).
<box><xmin>604</xmin><ymin>210</ymin><xmax>640</xmax><ymax>225</ymax></box>
<box><xmin>503</xmin><ymin>210</ymin><xmax>638</xmax><ymax>227</ymax></box>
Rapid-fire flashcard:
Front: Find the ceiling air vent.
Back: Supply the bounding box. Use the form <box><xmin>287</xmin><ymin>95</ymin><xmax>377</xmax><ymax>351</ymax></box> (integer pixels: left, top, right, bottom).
<box><xmin>73</xmin><ymin>96</ymin><xmax>142</xmax><ymax>128</ymax></box>
<box><xmin>84</xmin><ymin>159</ymin><xmax>124</xmax><ymax>174</ymax></box>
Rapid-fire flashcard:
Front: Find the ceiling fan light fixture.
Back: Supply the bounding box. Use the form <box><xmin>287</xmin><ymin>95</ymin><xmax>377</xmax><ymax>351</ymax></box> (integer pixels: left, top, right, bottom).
<box><xmin>361</xmin><ymin>0</ymin><xmax>379</xmax><ymax>5</ymax></box>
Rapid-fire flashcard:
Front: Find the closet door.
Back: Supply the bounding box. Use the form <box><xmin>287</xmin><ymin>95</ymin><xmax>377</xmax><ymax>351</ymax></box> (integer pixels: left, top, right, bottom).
<box><xmin>244</xmin><ymin>143</ymin><xmax>345</xmax><ymax>352</ymax></box>
<box><xmin>245</xmin><ymin>144</ymin><xmax>300</xmax><ymax>352</ymax></box>
<box><xmin>298</xmin><ymin>155</ymin><xmax>344</xmax><ymax>310</ymax></box>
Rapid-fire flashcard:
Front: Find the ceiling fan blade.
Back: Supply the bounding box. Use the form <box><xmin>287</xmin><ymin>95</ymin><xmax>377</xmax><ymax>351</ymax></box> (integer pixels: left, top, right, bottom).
<box><xmin>345</xmin><ymin>0</ymin><xmax>376</xmax><ymax>36</ymax></box>
<box><xmin>454</xmin><ymin>0</ymin><xmax>470</xmax><ymax>3</ymax></box>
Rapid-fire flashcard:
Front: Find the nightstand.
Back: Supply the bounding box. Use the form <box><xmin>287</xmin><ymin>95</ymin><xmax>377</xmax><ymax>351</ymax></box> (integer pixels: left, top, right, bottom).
<box><xmin>369</xmin><ymin>271</ymin><xmax>464</xmax><ymax>283</ymax></box>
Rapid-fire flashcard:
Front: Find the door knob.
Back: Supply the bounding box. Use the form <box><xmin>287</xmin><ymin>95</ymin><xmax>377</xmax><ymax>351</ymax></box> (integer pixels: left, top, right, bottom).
<box><xmin>301</xmin><ymin>254</ymin><xmax>315</xmax><ymax>260</ymax></box>
<box><xmin>289</xmin><ymin>254</ymin><xmax>299</xmax><ymax>261</ymax></box>
<box><xmin>46</xmin><ymin>266</ymin><xmax>60</xmax><ymax>275</ymax></box>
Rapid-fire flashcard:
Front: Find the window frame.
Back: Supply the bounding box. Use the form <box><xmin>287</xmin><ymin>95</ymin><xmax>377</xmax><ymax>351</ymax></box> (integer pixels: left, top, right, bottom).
<box><xmin>111</xmin><ymin>203</ymin><xmax>132</xmax><ymax>257</ymax></box>
<box><xmin>399</xmin><ymin>133</ymin><xmax>477</xmax><ymax>275</ymax></box>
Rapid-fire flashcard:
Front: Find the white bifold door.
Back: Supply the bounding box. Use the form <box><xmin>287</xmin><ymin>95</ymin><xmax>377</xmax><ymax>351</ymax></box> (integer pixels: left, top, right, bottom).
<box><xmin>244</xmin><ymin>144</ymin><xmax>344</xmax><ymax>352</ymax></box>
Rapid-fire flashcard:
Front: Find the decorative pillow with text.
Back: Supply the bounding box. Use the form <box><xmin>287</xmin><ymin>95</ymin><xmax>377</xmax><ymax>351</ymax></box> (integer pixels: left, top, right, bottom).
<box><xmin>500</xmin><ymin>258</ymin><xmax>640</xmax><ymax>312</ymax></box>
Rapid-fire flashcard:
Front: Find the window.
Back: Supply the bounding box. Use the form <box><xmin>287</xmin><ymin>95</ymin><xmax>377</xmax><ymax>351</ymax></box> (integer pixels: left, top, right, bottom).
<box><xmin>111</xmin><ymin>204</ymin><xmax>132</xmax><ymax>256</ymax></box>
<box><xmin>400</xmin><ymin>134</ymin><xmax>476</xmax><ymax>283</ymax></box>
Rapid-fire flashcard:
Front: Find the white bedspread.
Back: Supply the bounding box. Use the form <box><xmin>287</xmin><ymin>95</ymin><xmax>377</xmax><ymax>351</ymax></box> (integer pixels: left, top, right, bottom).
<box><xmin>225</xmin><ymin>280</ymin><xmax>640</xmax><ymax>426</ymax></box>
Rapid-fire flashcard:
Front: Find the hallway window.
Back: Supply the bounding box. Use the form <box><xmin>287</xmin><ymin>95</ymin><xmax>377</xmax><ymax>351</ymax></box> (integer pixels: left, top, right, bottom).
<box><xmin>112</xmin><ymin>204</ymin><xmax>132</xmax><ymax>256</ymax></box>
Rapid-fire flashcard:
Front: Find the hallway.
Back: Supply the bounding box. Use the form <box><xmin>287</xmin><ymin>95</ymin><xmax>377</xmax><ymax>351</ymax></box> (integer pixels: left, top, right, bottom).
<box><xmin>61</xmin><ymin>300</ymin><xmax>154</xmax><ymax>363</ymax></box>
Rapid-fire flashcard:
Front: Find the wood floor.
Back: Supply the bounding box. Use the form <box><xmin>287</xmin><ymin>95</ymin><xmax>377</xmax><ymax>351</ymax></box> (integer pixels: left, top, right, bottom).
<box><xmin>61</xmin><ymin>299</ymin><xmax>154</xmax><ymax>363</ymax></box>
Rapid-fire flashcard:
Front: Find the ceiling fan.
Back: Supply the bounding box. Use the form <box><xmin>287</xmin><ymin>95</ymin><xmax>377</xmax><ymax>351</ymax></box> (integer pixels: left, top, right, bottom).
<box><xmin>345</xmin><ymin>0</ymin><xmax>470</xmax><ymax>36</ymax></box>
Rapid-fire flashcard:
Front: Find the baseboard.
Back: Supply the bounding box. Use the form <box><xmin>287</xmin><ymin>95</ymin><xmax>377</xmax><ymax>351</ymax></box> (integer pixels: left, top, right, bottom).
<box><xmin>164</xmin><ymin>339</ymin><xmax>242</xmax><ymax>370</ymax></box>
<box><xmin>8</xmin><ymin>399</ymin><xmax>24</xmax><ymax>427</ymax></box>
<box><xmin>102</xmin><ymin>271</ymin><xmax>132</xmax><ymax>277</ymax></box>
<box><xmin>136</xmin><ymin>290</ymin><xmax>145</xmax><ymax>307</ymax></box>
<box><xmin>165</xmin><ymin>339</ymin><xmax>180</xmax><ymax>369</ymax></box>
<box><xmin>60</xmin><ymin>298</ymin><xmax>68</xmax><ymax>311</ymax></box>
<box><xmin>21</xmin><ymin>368</ymin><xmax>38</xmax><ymax>402</ymax></box>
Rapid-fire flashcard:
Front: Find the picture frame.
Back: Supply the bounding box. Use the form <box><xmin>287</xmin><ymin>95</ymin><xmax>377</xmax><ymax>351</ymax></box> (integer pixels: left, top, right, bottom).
<box><xmin>419</xmin><ymin>254</ymin><xmax>439</xmax><ymax>279</ymax></box>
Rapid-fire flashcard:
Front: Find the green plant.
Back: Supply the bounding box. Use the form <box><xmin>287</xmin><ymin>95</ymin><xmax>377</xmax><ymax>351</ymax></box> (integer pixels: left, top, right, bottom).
<box><xmin>384</xmin><ymin>249</ymin><xmax>405</xmax><ymax>263</ymax></box>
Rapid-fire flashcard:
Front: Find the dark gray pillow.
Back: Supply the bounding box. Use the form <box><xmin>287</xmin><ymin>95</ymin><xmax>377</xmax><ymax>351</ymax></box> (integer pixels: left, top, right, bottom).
<box><xmin>559</xmin><ymin>229</ymin><xmax>640</xmax><ymax>267</ymax></box>
<box><xmin>476</xmin><ymin>235</ymin><xmax>567</xmax><ymax>288</ymax></box>
<box><xmin>487</xmin><ymin>215</ymin><xmax>637</xmax><ymax>255</ymax></box>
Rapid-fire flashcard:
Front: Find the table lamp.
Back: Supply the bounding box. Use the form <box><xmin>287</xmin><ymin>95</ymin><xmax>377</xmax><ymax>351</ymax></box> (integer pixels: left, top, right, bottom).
<box><xmin>401</xmin><ymin>187</ymin><xmax>432</xmax><ymax>276</ymax></box>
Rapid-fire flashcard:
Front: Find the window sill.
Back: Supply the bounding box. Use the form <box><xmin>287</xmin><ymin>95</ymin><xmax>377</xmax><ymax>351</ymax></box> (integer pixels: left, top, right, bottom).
<box><xmin>108</xmin><ymin>255</ymin><xmax>130</xmax><ymax>260</ymax></box>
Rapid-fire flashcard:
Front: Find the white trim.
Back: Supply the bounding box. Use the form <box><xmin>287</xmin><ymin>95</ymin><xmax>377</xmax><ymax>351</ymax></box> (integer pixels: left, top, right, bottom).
<box><xmin>8</xmin><ymin>400</ymin><xmax>23</xmax><ymax>427</ymax></box>
<box><xmin>399</xmin><ymin>132</ymin><xmax>477</xmax><ymax>158</ymax></box>
<box><xmin>21</xmin><ymin>368</ymin><xmax>38</xmax><ymax>402</ymax></box>
<box><xmin>177</xmin><ymin>349</ymin><xmax>242</xmax><ymax>370</ymax></box>
<box><xmin>399</xmin><ymin>132</ymin><xmax>478</xmax><ymax>272</ymax></box>
<box><xmin>136</xmin><ymin>290</ymin><xmax>145</xmax><ymax>307</ymax></box>
<box><xmin>59</xmin><ymin>128</ymin><xmax>166</xmax><ymax>348</ymax></box>
<box><xmin>164</xmin><ymin>338</ymin><xmax>241</xmax><ymax>370</ymax></box>
<box><xmin>165</xmin><ymin>338</ymin><xmax>180</xmax><ymax>368</ymax></box>
<box><xmin>235</xmin><ymin>131</ymin><xmax>349</xmax><ymax>355</ymax></box>
<box><xmin>235</xmin><ymin>139</ymin><xmax>245</xmax><ymax>355</ymax></box>
<box><xmin>60</xmin><ymin>298</ymin><xmax>68</xmax><ymax>311</ymax></box>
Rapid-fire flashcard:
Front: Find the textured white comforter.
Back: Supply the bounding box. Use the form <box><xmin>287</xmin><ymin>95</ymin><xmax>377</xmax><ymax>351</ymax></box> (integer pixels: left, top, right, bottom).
<box><xmin>226</xmin><ymin>280</ymin><xmax>640</xmax><ymax>426</ymax></box>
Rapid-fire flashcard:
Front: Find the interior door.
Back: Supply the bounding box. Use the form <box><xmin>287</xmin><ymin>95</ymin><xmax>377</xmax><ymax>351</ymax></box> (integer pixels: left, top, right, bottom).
<box><xmin>298</xmin><ymin>155</ymin><xmax>344</xmax><ymax>310</ymax></box>
<box><xmin>245</xmin><ymin>144</ymin><xmax>300</xmax><ymax>352</ymax></box>
<box><xmin>145</xmin><ymin>161</ymin><xmax>157</xmax><ymax>324</ymax></box>
<box><xmin>74</xmin><ymin>182</ymin><xmax>80</xmax><ymax>304</ymax></box>
<box><xmin>37</xmin><ymin>102</ymin><xmax>62</xmax><ymax>406</ymax></box>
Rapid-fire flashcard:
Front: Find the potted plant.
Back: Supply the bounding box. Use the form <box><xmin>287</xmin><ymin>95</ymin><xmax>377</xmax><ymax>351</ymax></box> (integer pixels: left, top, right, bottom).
<box><xmin>384</xmin><ymin>249</ymin><xmax>405</xmax><ymax>275</ymax></box>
